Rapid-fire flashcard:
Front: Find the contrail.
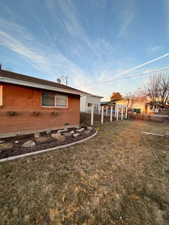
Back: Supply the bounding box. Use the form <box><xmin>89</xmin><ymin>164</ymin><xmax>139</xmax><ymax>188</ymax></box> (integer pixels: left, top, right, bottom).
<box><xmin>112</xmin><ymin>66</ymin><xmax>169</xmax><ymax>81</ymax></box>
<box><xmin>101</xmin><ymin>53</ymin><xmax>169</xmax><ymax>83</ymax></box>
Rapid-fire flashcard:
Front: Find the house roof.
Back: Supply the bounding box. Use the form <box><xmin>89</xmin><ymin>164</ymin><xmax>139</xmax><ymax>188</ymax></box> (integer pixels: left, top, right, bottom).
<box><xmin>114</xmin><ymin>96</ymin><xmax>149</xmax><ymax>102</ymax></box>
<box><xmin>101</xmin><ymin>101</ymin><xmax>111</xmax><ymax>104</ymax></box>
<box><xmin>0</xmin><ymin>70</ymin><xmax>86</xmax><ymax>96</ymax></box>
<box><xmin>79</xmin><ymin>90</ymin><xmax>103</xmax><ymax>98</ymax></box>
<box><xmin>0</xmin><ymin>70</ymin><xmax>103</xmax><ymax>98</ymax></box>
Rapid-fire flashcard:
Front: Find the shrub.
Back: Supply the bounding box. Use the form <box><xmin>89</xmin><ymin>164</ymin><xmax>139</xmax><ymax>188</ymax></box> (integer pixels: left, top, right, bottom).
<box><xmin>32</xmin><ymin>111</ymin><xmax>41</xmax><ymax>116</ymax></box>
<box><xmin>6</xmin><ymin>111</ymin><xmax>18</xmax><ymax>116</ymax></box>
<box><xmin>64</xmin><ymin>122</ymin><xmax>70</xmax><ymax>126</ymax></box>
<box><xmin>51</xmin><ymin>111</ymin><xmax>59</xmax><ymax>116</ymax></box>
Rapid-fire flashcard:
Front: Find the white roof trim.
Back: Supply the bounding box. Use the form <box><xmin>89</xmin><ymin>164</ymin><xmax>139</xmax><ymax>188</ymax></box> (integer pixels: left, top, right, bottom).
<box><xmin>80</xmin><ymin>93</ymin><xmax>103</xmax><ymax>98</ymax></box>
<box><xmin>0</xmin><ymin>77</ymin><xmax>80</xmax><ymax>96</ymax></box>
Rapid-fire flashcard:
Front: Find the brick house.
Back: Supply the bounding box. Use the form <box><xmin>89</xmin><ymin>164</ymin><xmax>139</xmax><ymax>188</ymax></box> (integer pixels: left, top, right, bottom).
<box><xmin>0</xmin><ymin>70</ymin><xmax>81</xmax><ymax>136</ymax></box>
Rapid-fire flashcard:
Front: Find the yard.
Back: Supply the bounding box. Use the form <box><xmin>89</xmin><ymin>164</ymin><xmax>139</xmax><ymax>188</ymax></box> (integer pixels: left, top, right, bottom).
<box><xmin>0</xmin><ymin>120</ymin><xmax>169</xmax><ymax>225</ymax></box>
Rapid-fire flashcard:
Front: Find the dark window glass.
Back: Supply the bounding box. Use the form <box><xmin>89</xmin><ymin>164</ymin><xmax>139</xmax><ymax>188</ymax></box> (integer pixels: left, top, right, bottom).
<box><xmin>42</xmin><ymin>93</ymin><xmax>55</xmax><ymax>106</ymax></box>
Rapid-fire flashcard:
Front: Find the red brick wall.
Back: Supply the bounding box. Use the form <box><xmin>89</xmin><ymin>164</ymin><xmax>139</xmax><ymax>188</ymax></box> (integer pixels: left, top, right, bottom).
<box><xmin>0</xmin><ymin>83</ymin><xmax>80</xmax><ymax>134</ymax></box>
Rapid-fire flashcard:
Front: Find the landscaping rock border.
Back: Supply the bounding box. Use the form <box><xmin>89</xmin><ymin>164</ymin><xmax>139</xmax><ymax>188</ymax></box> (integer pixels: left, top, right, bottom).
<box><xmin>0</xmin><ymin>131</ymin><xmax>97</xmax><ymax>163</ymax></box>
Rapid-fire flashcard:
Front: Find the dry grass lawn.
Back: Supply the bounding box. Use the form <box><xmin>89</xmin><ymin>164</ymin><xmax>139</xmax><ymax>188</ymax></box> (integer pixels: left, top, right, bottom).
<box><xmin>0</xmin><ymin>120</ymin><xmax>169</xmax><ymax>225</ymax></box>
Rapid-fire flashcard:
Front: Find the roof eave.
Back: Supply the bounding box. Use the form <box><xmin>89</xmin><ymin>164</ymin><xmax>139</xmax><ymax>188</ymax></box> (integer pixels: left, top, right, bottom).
<box><xmin>81</xmin><ymin>93</ymin><xmax>103</xmax><ymax>98</ymax></box>
<box><xmin>0</xmin><ymin>77</ymin><xmax>80</xmax><ymax>96</ymax></box>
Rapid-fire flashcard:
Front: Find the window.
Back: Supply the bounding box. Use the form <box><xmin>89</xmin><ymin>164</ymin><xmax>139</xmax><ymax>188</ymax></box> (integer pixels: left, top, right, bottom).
<box><xmin>42</xmin><ymin>93</ymin><xmax>68</xmax><ymax>107</ymax></box>
<box><xmin>42</xmin><ymin>93</ymin><xmax>55</xmax><ymax>106</ymax></box>
<box><xmin>133</xmin><ymin>108</ymin><xmax>141</xmax><ymax>113</ymax></box>
<box><xmin>88</xmin><ymin>103</ymin><xmax>92</xmax><ymax>107</ymax></box>
<box><xmin>55</xmin><ymin>95</ymin><xmax>67</xmax><ymax>107</ymax></box>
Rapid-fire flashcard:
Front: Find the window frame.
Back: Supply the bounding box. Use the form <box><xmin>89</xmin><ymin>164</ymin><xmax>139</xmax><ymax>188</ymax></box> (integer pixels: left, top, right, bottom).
<box><xmin>41</xmin><ymin>92</ymin><xmax>68</xmax><ymax>108</ymax></box>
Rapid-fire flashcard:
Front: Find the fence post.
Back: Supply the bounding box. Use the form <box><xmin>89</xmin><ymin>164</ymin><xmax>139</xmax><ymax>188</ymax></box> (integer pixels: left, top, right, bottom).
<box><xmin>101</xmin><ymin>106</ymin><xmax>104</xmax><ymax>124</ymax></box>
<box><xmin>125</xmin><ymin>106</ymin><xmax>128</xmax><ymax>119</ymax></box>
<box><xmin>98</xmin><ymin>105</ymin><xmax>101</xmax><ymax>115</ymax></box>
<box><xmin>106</xmin><ymin>106</ymin><xmax>108</xmax><ymax>116</ymax></box>
<box><xmin>121</xmin><ymin>105</ymin><xmax>124</xmax><ymax>120</ymax></box>
<box><xmin>116</xmin><ymin>104</ymin><xmax>119</xmax><ymax>120</ymax></box>
<box><xmin>110</xmin><ymin>106</ymin><xmax>113</xmax><ymax>122</ymax></box>
<box><xmin>91</xmin><ymin>104</ymin><xmax>94</xmax><ymax>126</ymax></box>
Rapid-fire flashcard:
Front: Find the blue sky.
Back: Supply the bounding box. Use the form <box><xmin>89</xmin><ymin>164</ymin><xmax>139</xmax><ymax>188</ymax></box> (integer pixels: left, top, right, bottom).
<box><xmin>0</xmin><ymin>0</ymin><xmax>169</xmax><ymax>99</ymax></box>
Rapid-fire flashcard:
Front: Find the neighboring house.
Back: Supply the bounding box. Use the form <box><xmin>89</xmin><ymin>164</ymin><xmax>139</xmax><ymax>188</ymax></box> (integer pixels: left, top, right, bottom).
<box><xmin>115</xmin><ymin>96</ymin><xmax>154</xmax><ymax>114</ymax></box>
<box><xmin>101</xmin><ymin>101</ymin><xmax>115</xmax><ymax>107</ymax></box>
<box><xmin>101</xmin><ymin>96</ymin><xmax>155</xmax><ymax>114</ymax></box>
<box><xmin>80</xmin><ymin>92</ymin><xmax>103</xmax><ymax>113</ymax></box>
<box><xmin>0</xmin><ymin>70</ymin><xmax>81</xmax><ymax>135</ymax></box>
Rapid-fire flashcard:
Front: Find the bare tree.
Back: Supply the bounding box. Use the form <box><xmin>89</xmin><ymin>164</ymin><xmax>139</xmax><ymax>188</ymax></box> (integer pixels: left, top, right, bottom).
<box><xmin>146</xmin><ymin>72</ymin><xmax>169</xmax><ymax>109</ymax></box>
<box><xmin>159</xmin><ymin>73</ymin><xmax>169</xmax><ymax>106</ymax></box>
<box><xmin>125</xmin><ymin>92</ymin><xmax>135</xmax><ymax>108</ymax></box>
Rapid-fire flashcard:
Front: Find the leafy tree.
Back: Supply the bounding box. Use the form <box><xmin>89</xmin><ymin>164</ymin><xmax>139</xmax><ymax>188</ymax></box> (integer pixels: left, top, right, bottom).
<box><xmin>110</xmin><ymin>92</ymin><xmax>122</xmax><ymax>102</ymax></box>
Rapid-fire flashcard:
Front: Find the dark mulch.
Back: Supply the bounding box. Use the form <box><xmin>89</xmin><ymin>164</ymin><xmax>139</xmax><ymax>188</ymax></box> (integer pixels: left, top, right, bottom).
<box><xmin>0</xmin><ymin>127</ymin><xmax>95</xmax><ymax>160</ymax></box>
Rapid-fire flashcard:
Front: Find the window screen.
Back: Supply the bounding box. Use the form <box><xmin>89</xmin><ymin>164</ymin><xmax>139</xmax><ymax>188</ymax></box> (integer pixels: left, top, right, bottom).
<box><xmin>55</xmin><ymin>95</ymin><xmax>67</xmax><ymax>107</ymax></box>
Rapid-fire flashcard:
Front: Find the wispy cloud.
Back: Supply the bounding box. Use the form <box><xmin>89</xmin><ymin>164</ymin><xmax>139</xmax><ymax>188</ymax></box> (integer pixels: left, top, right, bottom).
<box><xmin>0</xmin><ymin>18</ymin><xmax>33</xmax><ymax>41</ymax></box>
<box><xmin>0</xmin><ymin>30</ymin><xmax>54</xmax><ymax>74</ymax></box>
<box><xmin>0</xmin><ymin>18</ymin><xmax>132</xmax><ymax>97</ymax></box>
<box><xmin>163</xmin><ymin>0</ymin><xmax>169</xmax><ymax>35</ymax></box>
<box><xmin>118</xmin><ymin>0</ymin><xmax>135</xmax><ymax>38</ymax></box>
<box><xmin>1</xmin><ymin>0</ymin><xmax>159</xmax><ymax>98</ymax></box>
<box><xmin>151</xmin><ymin>46</ymin><xmax>163</xmax><ymax>52</ymax></box>
<box><xmin>0</xmin><ymin>15</ymin><xmax>139</xmax><ymax>98</ymax></box>
<box><xmin>45</xmin><ymin>0</ymin><xmax>101</xmax><ymax>58</ymax></box>
<box><xmin>118</xmin><ymin>11</ymin><xmax>134</xmax><ymax>38</ymax></box>
<box><xmin>0</xmin><ymin>21</ymin><xmax>98</xmax><ymax>94</ymax></box>
<box><xmin>147</xmin><ymin>45</ymin><xmax>164</xmax><ymax>54</ymax></box>
<box><xmin>0</xmin><ymin>24</ymin><xmax>151</xmax><ymax>98</ymax></box>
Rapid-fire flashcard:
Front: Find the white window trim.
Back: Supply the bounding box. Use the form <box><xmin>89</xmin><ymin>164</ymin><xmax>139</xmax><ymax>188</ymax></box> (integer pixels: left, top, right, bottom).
<box><xmin>41</xmin><ymin>93</ymin><xmax>68</xmax><ymax>108</ymax></box>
